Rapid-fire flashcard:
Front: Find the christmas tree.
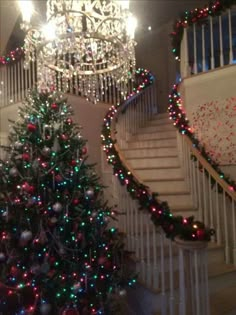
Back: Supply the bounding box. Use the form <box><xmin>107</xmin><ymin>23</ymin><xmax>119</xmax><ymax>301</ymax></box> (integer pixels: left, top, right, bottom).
<box><xmin>0</xmin><ymin>90</ymin><xmax>133</xmax><ymax>315</ymax></box>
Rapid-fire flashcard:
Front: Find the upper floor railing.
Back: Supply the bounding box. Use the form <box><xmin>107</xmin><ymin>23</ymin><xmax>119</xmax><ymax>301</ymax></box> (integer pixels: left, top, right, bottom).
<box><xmin>0</xmin><ymin>49</ymin><xmax>134</xmax><ymax>108</ymax></box>
<box><xmin>171</xmin><ymin>2</ymin><xmax>236</xmax><ymax>78</ymax></box>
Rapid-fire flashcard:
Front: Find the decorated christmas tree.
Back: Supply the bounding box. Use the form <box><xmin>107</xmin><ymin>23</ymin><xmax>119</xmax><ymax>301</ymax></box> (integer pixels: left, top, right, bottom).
<box><xmin>0</xmin><ymin>90</ymin><xmax>133</xmax><ymax>315</ymax></box>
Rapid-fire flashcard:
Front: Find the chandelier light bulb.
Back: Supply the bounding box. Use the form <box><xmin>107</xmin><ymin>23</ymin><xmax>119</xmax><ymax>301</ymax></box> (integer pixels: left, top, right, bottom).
<box><xmin>18</xmin><ymin>0</ymin><xmax>34</xmax><ymax>22</ymax></box>
<box><xmin>119</xmin><ymin>0</ymin><xmax>130</xmax><ymax>10</ymax></box>
<box><xmin>41</xmin><ymin>22</ymin><xmax>57</xmax><ymax>41</ymax></box>
<box><xmin>126</xmin><ymin>15</ymin><xmax>137</xmax><ymax>39</ymax></box>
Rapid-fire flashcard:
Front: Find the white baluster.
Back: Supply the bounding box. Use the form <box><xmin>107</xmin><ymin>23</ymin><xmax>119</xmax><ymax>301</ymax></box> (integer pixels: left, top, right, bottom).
<box><xmin>202</xmin><ymin>25</ymin><xmax>206</xmax><ymax>72</ymax></box>
<box><xmin>193</xmin><ymin>24</ymin><xmax>198</xmax><ymax>74</ymax></box>
<box><xmin>223</xmin><ymin>191</ymin><xmax>230</xmax><ymax>263</ymax></box>
<box><xmin>210</xmin><ymin>16</ymin><xmax>215</xmax><ymax>69</ymax></box>
<box><xmin>228</xmin><ymin>9</ymin><xmax>233</xmax><ymax>64</ymax></box>
<box><xmin>219</xmin><ymin>15</ymin><xmax>224</xmax><ymax>67</ymax></box>
<box><xmin>160</xmin><ymin>232</ymin><xmax>167</xmax><ymax>315</ymax></box>
<box><xmin>215</xmin><ymin>183</ymin><xmax>221</xmax><ymax>244</ymax></box>
<box><xmin>208</xmin><ymin>176</ymin><xmax>214</xmax><ymax>240</ymax></box>
<box><xmin>232</xmin><ymin>199</ymin><xmax>236</xmax><ymax>266</ymax></box>
<box><xmin>197</xmin><ymin>160</ymin><xmax>203</xmax><ymax>221</ymax></box>
<box><xmin>169</xmin><ymin>241</ymin><xmax>174</xmax><ymax>315</ymax></box>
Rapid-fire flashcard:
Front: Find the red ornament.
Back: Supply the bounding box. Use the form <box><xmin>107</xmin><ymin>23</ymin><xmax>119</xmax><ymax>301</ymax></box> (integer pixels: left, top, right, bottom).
<box><xmin>61</xmin><ymin>309</ymin><xmax>80</xmax><ymax>315</ymax></box>
<box><xmin>27</xmin><ymin>123</ymin><xmax>36</xmax><ymax>132</ymax></box>
<box><xmin>61</xmin><ymin>134</ymin><xmax>68</xmax><ymax>141</ymax></box>
<box><xmin>51</xmin><ymin>103</ymin><xmax>58</xmax><ymax>109</ymax></box>
<box><xmin>72</xmin><ymin>198</ymin><xmax>79</xmax><ymax>205</ymax></box>
<box><xmin>55</xmin><ymin>174</ymin><xmax>63</xmax><ymax>182</ymax></box>
<box><xmin>81</xmin><ymin>146</ymin><xmax>87</xmax><ymax>155</ymax></box>
<box><xmin>196</xmin><ymin>229</ymin><xmax>206</xmax><ymax>241</ymax></box>
<box><xmin>70</xmin><ymin>159</ymin><xmax>77</xmax><ymax>166</ymax></box>
<box><xmin>22</xmin><ymin>153</ymin><xmax>30</xmax><ymax>161</ymax></box>
<box><xmin>98</xmin><ymin>256</ymin><xmax>107</xmax><ymax>265</ymax></box>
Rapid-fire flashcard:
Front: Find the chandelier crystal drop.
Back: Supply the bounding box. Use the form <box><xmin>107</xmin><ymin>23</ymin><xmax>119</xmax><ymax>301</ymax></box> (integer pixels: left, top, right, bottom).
<box><xmin>20</xmin><ymin>0</ymin><xmax>137</xmax><ymax>103</ymax></box>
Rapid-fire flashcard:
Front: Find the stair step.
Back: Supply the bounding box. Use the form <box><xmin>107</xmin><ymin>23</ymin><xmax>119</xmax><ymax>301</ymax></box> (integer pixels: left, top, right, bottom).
<box><xmin>155</xmin><ymin>112</ymin><xmax>169</xmax><ymax>119</ymax></box>
<box><xmin>149</xmin><ymin>117</ymin><xmax>172</xmax><ymax>126</ymax></box>
<box><xmin>123</xmin><ymin>147</ymin><xmax>178</xmax><ymax>158</ymax></box>
<box><xmin>138</xmin><ymin>124</ymin><xmax>175</xmax><ymax>133</ymax></box>
<box><xmin>127</xmin><ymin>138</ymin><xmax>177</xmax><ymax>149</ymax></box>
<box><xmin>127</xmin><ymin>156</ymin><xmax>180</xmax><ymax>168</ymax></box>
<box><xmin>210</xmin><ymin>285</ymin><xmax>236</xmax><ymax>315</ymax></box>
<box><xmin>134</xmin><ymin>167</ymin><xmax>184</xmax><ymax>181</ymax></box>
<box><xmin>133</xmin><ymin>130</ymin><xmax>176</xmax><ymax>141</ymax></box>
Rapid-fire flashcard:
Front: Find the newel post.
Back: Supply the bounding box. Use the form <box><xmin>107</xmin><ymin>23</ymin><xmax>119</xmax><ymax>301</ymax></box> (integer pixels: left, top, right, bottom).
<box><xmin>175</xmin><ymin>237</ymin><xmax>210</xmax><ymax>315</ymax></box>
<box><xmin>180</xmin><ymin>28</ymin><xmax>190</xmax><ymax>78</ymax></box>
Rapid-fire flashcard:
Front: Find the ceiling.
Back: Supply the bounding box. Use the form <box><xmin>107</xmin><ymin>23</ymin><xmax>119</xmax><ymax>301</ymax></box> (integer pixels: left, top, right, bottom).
<box><xmin>1</xmin><ymin>0</ymin><xmax>207</xmax><ymax>54</ymax></box>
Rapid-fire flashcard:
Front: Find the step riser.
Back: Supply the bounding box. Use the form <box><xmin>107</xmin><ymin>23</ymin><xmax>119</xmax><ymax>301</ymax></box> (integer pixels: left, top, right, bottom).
<box><xmin>133</xmin><ymin>131</ymin><xmax>176</xmax><ymax>141</ymax></box>
<box><xmin>128</xmin><ymin>138</ymin><xmax>176</xmax><ymax>148</ymax></box>
<box><xmin>127</xmin><ymin>157</ymin><xmax>180</xmax><ymax>168</ymax></box>
<box><xmin>135</xmin><ymin>168</ymin><xmax>183</xmax><ymax>180</ymax></box>
<box><xmin>138</xmin><ymin>124</ymin><xmax>174</xmax><ymax>133</ymax></box>
<box><xmin>145</xmin><ymin>180</ymin><xmax>188</xmax><ymax>194</ymax></box>
<box><xmin>124</xmin><ymin>147</ymin><xmax>178</xmax><ymax>158</ymax></box>
<box><xmin>149</xmin><ymin>118</ymin><xmax>172</xmax><ymax>126</ymax></box>
<box><xmin>158</xmin><ymin>194</ymin><xmax>193</xmax><ymax>210</ymax></box>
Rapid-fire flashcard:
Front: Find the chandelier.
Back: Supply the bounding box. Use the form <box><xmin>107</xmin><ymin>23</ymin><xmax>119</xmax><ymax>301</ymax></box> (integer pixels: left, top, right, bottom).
<box><xmin>19</xmin><ymin>0</ymin><xmax>137</xmax><ymax>103</ymax></box>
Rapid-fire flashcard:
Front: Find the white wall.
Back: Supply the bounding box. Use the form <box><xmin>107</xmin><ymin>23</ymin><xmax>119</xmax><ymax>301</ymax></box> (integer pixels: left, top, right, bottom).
<box><xmin>179</xmin><ymin>64</ymin><xmax>236</xmax><ymax>166</ymax></box>
<box><xmin>0</xmin><ymin>1</ymin><xmax>20</xmax><ymax>54</ymax></box>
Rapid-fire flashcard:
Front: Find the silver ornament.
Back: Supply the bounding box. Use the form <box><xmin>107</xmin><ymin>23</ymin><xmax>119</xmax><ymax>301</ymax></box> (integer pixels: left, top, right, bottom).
<box><xmin>85</xmin><ymin>188</ymin><xmax>94</xmax><ymax>198</ymax></box>
<box><xmin>0</xmin><ymin>252</ymin><xmax>6</xmax><ymax>262</ymax></box>
<box><xmin>119</xmin><ymin>289</ymin><xmax>127</xmax><ymax>296</ymax></box>
<box><xmin>42</xmin><ymin>146</ymin><xmax>51</xmax><ymax>156</ymax></box>
<box><xmin>15</xmin><ymin>141</ymin><xmax>23</xmax><ymax>149</ymax></box>
<box><xmin>9</xmin><ymin>167</ymin><xmax>18</xmax><ymax>176</ymax></box>
<box><xmin>40</xmin><ymin>303</ymin><xmax>51</xmax><ymax>315</ymax></box>
<box><xmin>20</xmin><ymin>230</ymin><xmax>33</xmax><ymax>241</ymax></box>
<box><xmin>52</xmin><ymin>202</ymin><xmax>63</xmax><ymax>212</ymax></box>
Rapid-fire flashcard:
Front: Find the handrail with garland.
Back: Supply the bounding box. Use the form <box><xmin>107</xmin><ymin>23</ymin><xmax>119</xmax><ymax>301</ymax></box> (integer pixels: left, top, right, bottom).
<box><xmin>170</xmin><ymin>0</ymin><xmax>236</xmax><ymax>61</ymax></box>
<box><xmin>168</xmin><ymin>85</ymin><xmax>236</xmax><ymax>195</ymax></box>
<box><xmin>101</xmin><ymin>68</ymin><xmax>214</xmax><ymax>242</ymax></box>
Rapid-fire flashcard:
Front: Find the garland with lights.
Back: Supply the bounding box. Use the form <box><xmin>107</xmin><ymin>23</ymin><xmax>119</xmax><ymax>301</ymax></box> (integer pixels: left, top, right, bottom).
<box><xmin>0</xmin><ymin>47</ymin><xmax>24</xmax><ymax>66</ymax></box>
<box><xmin>168</xmin><ymin>84</ymin><xmax>236</xmax><ymax>192</ymax></box>
<box><xmin>171</xmin><ymin>0</ymin><xmax>236</xmax><ymax>60</ymax></box>
<box><xmin>101</xmin><ymin>68</ymin><xmax>214</xmax><ymax>242</ymax></box>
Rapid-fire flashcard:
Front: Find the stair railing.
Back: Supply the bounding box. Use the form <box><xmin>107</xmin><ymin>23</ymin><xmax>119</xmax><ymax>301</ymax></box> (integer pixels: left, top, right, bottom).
<box><xmin>0</xmin><ymin>55</ymin><xmax>37</xmax><ymax>108</ymax></box>
<box><xmin>102</xmin><ymin>70</ymin><xmax>210</xmax><ymax>315</ymax></box>
<box><xmin>177</xmin><ymin>132</ymin><xmax>236</xmax><ymax>266</ymax></box>
<box><xmin>179</xmin><ymin>5</ymin><xmax>236</xmax><ymax>78</ymax></box>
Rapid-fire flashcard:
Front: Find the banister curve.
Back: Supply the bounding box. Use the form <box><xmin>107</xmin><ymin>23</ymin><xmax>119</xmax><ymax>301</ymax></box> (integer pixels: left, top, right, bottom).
<box><xmin>101</xmin><ymin>68</ymin><xmax>214</xmax><ymax>242</ymax></box>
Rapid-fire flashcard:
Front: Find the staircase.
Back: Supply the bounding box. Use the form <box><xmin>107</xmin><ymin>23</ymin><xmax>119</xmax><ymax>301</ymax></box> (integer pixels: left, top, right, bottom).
<box><xmin>121</xmin><ymin>112</ymin><xmax>236</xmax><ymax>315</ymax></box>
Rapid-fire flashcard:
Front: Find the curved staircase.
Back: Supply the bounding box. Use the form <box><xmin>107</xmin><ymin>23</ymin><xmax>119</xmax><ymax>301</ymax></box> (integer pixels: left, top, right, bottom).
<box><xmin>120</xmin><ymin>111</ymin><xmax>236</xmax><ymax>315</ymax></box>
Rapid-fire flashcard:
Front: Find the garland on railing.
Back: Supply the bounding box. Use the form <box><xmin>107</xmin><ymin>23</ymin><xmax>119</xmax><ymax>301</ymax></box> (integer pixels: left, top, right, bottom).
<box><xmin>0</xmin><ymin>47</ymin><xmax>24</xmax><ymax>66</ymax></box>
<box><xmin>171</xmin><ymin>0</ymin><xmax>236</xmax><ymax>60</ymax></box>
<box><xmin>101</xmin><ymin>68</ymin><xmax>214</xmax><ymax>242</ymax></box>
<box><xmin>168</xmin><ymin>84</ymin><xmax>236</xmax><ymax>192</ymax></box>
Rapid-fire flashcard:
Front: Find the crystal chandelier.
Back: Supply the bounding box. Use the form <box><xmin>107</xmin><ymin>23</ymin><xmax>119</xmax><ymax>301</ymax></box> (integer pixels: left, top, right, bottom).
<box><xmin>19</xmin><ymin>0</ymin><xmax>137</xmax><ymax>103</ymax></box>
